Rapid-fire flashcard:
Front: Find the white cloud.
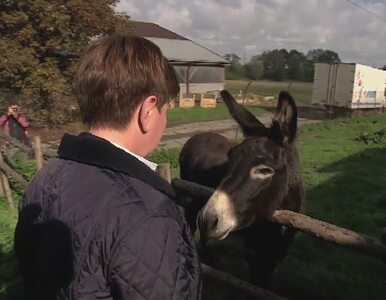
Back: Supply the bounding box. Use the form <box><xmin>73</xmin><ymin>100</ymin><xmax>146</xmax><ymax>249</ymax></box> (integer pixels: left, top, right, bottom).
<box><xmin>116</xmin><ymin>0</ymin><xmax>386</xmax><ymax>66</ymax></box>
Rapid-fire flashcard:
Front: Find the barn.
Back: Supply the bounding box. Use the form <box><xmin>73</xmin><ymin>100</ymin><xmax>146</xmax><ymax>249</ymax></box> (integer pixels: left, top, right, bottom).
<box><xmin>131</xmin><ymin>21</ymin><xmax>229</xmax><ymax>96</ymax></box>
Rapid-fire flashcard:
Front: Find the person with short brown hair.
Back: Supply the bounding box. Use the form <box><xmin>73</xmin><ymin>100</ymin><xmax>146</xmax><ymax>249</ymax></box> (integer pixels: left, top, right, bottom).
<box><xmin>15</xmin><ymin>34</ymin><xmax>202</xmax><ymax>300</ymax></box>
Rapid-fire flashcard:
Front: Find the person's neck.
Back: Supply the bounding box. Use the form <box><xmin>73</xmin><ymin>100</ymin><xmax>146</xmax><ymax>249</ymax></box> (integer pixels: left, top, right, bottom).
<box><xmin>89</xmin><ymin>127</ymin><xmax>145</xmax><ymax>157</ymax></box>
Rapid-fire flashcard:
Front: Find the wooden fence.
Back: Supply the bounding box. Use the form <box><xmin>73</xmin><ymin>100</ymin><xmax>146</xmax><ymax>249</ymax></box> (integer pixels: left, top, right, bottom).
<box><xmin>0</xmin><ymin>133</ymin><xmax>52</xmax><ymax>212</ymax></box>
<box><xmin>2</xmin><ymin>142</ymin><xmax>385</xmax><ymax>299</ymax></box>
<box><xmin>158</xmin><ymin>163</ymin><xmax>386</xmax><ymax>299</ymax></box>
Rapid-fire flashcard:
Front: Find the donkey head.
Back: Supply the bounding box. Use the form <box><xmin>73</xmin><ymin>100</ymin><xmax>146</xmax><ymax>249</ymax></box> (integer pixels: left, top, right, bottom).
<box><xmin>198</xmin><ymin>90</ymin><xmax>298</xmax><ymax>240</ymax></box>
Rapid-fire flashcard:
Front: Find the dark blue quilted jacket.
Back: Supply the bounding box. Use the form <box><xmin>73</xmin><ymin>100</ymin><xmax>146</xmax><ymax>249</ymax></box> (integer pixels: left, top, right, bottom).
<box><xmin>14</xmin><ymin>133</ymin><xmax>202</xmax><ymax>300</ymax></box>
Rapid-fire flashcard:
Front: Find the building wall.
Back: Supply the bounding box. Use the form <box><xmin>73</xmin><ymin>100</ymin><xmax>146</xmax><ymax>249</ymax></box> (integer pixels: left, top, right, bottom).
<box><xmin>178</xmin><ymin>83</ymin><xmax>225</xmax><ymax>96</ymax></box>
<box><xmin>174</xmin><ymin>65</ymin><xmax>225</xmax><ymax>95</ymax></box>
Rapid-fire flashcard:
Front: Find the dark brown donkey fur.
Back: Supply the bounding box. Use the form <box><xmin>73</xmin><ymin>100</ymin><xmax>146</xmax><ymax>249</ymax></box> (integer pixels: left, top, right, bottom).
<box><xmin>179</xmin><ymin>90</ymin><xmax>305</xmax><ymax>288</ymax></box>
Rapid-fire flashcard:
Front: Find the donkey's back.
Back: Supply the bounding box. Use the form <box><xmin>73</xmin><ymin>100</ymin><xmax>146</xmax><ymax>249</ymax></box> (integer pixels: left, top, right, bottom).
<box><xmin>180</xmin><ymin>132</ymin><xmax>234</xmax><ymax>189</ymax></box>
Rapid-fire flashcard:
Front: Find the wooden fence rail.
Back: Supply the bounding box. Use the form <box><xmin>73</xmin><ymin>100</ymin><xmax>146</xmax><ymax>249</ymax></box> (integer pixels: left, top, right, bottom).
<box><xmin>0</xmin><ymin>133</ymin><xmax>48</xmax><ymax>210</ymax></box>
<box><xmin>202</xmin><ymin>263</ymin><xmax>287</xmax><ymax>300</ymax></box>
<box><xmin>171</xmin><ymin>178</ymin><xmax>386</xmax><ymax>263</ymax></box>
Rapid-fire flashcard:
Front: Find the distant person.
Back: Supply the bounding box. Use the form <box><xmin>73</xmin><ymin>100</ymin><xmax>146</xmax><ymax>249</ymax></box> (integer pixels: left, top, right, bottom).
<box><xmin>0</xmin><ymin>104</ymin><xmax>30</xmax><ymax>145</ymax></box>
<box><xmin>14</xmin><ymin>34</ymin><xmax>202</xmax><ymax>300</ymax></box>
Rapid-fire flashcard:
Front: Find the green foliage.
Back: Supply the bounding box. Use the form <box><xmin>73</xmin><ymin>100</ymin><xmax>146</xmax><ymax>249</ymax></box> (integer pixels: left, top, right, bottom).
<box><xmin>150</xmin><ymin>148</ymin><xmax>180</xmax><ymax>169</ymax></box>
<box><xmin>307</xmin><ymin>48</ymin><xmax>341</xmax><ymax>64</ymax></box>
<box><xmin>226</xmin><ymin>48</ymin><xmax>341</xmax><ymax>82</ymax></box>
<box><xmin>354</xmin><ymin>128</ymin><xmax>386</xmax><ymax>145</ymax></box>
<box><xmin>224</xmin><ymin>53</ymin><xmax>245</xmax><ymax>80</ymax></box>
<box><xmin>259</xmin><ymin>49</ymin><xmax>289</xmax><ymax>81</ymax></box>
<box><xmin>0</xmin><ymin>152</ymin><xmax>36</xmax><ymax>298</ymax></box>
<box><xmin>0</xmin><ymin>0</ymin><xmax>131</xmax><ymax>126</ymax></box>
<box><xmin>244</xmin><ymin>56</ymin><xmax>264</xmax><ymax>80</ymax></box>
<box><xmin>150</xmin><ymin>148</ymin><xmax>181</xmax><ymax>178</ymax></box>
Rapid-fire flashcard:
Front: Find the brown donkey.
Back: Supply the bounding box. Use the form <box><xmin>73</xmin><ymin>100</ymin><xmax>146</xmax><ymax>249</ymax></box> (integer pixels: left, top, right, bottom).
<box><xmin>179</xmin><ymin>90</ymin><xmax>305</xmax><ymax>288</ymax></box>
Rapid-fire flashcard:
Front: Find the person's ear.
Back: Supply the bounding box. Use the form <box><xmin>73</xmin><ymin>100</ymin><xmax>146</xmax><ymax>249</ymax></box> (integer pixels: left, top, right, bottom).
<box><xmin>138</xmin><ymin>95</ymin><xmax>158</xmax><ymax>133</ymax></box>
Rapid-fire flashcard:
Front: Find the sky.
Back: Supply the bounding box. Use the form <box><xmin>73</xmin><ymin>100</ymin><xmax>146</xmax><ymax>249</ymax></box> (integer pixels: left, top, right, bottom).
<box><xmin>115</xmin><ymin>0</ymin><xmax>386</xmax><ymax>67</ymax></box>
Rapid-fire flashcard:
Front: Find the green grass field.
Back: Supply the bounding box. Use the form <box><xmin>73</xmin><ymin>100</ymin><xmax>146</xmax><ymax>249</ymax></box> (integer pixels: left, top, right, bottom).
<box><xmin>167</xmin><ymin>79</ymin><xmax>312</xmax><ymax>127</ymax></box>
<box><xmin>155</xmin><ymin>114</ymin><xmax>386</xmax><ymax>300</ymax></box>
<box><xmin>225</xmin><ymin>80</ymin><xmax>313</xmax><ymax>104</ymax></box>
<box><xmin>1</xmin><ymin>113</ymin><xmax>386</xmax><ymax>299</ymax></box>
<box><xmin>167</xmin><ymin>102</ymin><xmax>264</xmax><ymax>127</ymax></box>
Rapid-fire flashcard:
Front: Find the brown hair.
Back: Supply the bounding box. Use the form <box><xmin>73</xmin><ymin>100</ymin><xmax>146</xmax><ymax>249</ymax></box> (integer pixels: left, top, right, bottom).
<box><xmin>74</xmin><ymin>34</ymin><xmax>179</xmax><ymax>129</ymax></box>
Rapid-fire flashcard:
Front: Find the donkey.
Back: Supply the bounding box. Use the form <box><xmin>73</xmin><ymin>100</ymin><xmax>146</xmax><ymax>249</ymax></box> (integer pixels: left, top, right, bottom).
<box><xmin>179</xmin><ymin>90</ymin><xmax>305</xmax><ymax>287</ymax></box>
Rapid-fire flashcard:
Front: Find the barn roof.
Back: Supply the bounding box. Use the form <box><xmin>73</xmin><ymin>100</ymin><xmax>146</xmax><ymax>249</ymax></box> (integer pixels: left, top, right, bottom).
<box><xmin>131</xmin><ymin>21</ymin><xmax>188</xmax><ymax>40</ymax></box>
<box><xmin>131</xmin><ymin>21</ymin><xmax>229</xmax><ymax>66</ymax></box>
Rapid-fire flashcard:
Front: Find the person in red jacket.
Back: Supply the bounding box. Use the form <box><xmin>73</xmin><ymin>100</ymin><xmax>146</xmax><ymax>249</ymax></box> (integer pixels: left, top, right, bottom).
<box><xmin>0</xmin><ymin>104</ymin><xmax>30</xmax><ymax>145</ymax></box>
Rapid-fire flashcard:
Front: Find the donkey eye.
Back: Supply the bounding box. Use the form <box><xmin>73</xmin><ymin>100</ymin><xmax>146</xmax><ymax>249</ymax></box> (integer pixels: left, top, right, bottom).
<box><xmin>258</xmin><ymin>167</ymin><xmax>274</xmax><ymax>175</ymax></box>
<box><xmin>250</xmin><ymin>165</ymin><xmax>274</xmax><ymax>179</ymax></box>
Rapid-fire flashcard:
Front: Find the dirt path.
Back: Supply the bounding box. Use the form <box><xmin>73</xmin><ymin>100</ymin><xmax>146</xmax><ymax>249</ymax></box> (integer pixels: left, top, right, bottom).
<box><xmin>158</xmin><ymin>112</ymin><xmax>319</xmax><ymax>149</ymax></box>
<box><xmin>32</xmin><ymin>107</ymin><xmax>324</xmax><ymax>154</ymax></box>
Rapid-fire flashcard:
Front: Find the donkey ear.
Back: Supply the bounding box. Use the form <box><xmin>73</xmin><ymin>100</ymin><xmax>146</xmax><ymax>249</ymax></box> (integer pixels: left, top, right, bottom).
<box><xmin>220</xmin><ymin>90</ymin><xmax>267</xmax><ymax>137</ymax></box>
<box><xmin>271</xmin><ymin>91</ymin><xmax>297</xmax><ymax>146</ymax></box>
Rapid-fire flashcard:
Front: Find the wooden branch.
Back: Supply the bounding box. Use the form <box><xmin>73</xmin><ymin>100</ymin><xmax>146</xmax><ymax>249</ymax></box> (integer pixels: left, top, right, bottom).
<box><xmin>34</xmin><ymin>136</ymin><xmax>44</xmax><ymax>170</ymax></box>
<box><xmin>273</xmin><ymin>210</ymin><xmax>386</xmax><ymax>263</ymax></box>
<box><xmin>0</xmin><ymin>130</ymin><xmax>32</xmax><ymax>153</ymax></box>
<box><xmin>0</xmin><ymin>153</ymin><xmax>15</xmax><ymax>212</ymax></box>
<box><xmin>172</xmin><ymin>179</ymin><xmax>386</xmax><ymax>263</ymax></box>
<box><xmin>1</xmin><ymin>172</ymin><xmax>15</xmax><ymax>212</ymax></box>
<box><xmin>0</xmin><ymin>160</ymin><xmax>28</xmax><ymax>189</ymax></box>
<box><xmin>201</xmin><ymin>263</ymin><xmax>287</xmax><ymax>300</ymax></box>
<box><xmin>0</xmin><ymin>130</ymin><xmax>56</xmax><ymax>160</ymax></box>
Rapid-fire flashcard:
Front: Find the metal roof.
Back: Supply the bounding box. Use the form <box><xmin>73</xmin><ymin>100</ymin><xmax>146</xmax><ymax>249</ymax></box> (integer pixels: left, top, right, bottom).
<box><xmin>131</xmin><ymin>21</ymin><xmax>188</xmax><ymax>40</ymax></box>
<box><xmin>146</xmin><ymin>37</ymin><xmax>229</xmax><ymax>65</ymax></box>
<box><xmin>132</xmin><ymin>21</ymin><xmax>229</xmax><ymax>65</ymax></box>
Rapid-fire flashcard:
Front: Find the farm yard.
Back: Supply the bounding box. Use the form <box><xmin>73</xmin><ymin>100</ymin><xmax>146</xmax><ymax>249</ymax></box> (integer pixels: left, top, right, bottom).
<box><xmin>3</xmin><ymin>1</ymin><xmax>386</xmax><ymax>298</ymax></box>
<box><xmin>27</xmin><ymin>80</ymin><xmax>311</xmax><ymax>145</ymax></box>
<box><xmin>225</xmin><ymin>80</ymin><xmax>313</xmax><ymax>105</ymax></box>
<box><xmin>0</xmin><ymin>81</ymin><xmax>386</xmax><ymax>300</ymax></box>
<box><xmin>150</xmin><ymin>114</ymin><xmax>386</xmax><ymax>300</ymax></box>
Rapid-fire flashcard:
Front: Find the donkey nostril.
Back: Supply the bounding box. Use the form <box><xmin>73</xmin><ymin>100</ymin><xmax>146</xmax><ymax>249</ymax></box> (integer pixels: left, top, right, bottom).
<box><xmin>208</xmin><ymin>216</ymin><xmax>218</xmax><ymax>231</ymax></box>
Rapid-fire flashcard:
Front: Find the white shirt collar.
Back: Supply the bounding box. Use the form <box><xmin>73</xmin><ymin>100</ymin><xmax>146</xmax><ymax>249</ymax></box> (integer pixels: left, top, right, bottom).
<box><xmin>109</xmin><ymin>141</ymin><xmax>158</xmax><ymax>172</ymax></box>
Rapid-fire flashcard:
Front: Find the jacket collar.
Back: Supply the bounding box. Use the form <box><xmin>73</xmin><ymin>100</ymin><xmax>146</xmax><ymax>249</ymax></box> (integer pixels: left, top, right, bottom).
<box><xmin>58</xmin><ymin>132</ymin><xmax>175</xmax><ymax>198</ymax></box>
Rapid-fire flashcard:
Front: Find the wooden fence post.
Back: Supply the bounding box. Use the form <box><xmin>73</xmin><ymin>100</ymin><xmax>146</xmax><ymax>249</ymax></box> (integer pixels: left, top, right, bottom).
<box><xmin>0</xmin><ymin>152</ymin><xmax>15</xmax><ymax>212</ymax></box>
<box><xmin>34</xmin><ymin>136</ymin><xmax>44</xmax><ymax>170</ymax></box>
<box><xmin>157</xmin><ymin>163</ymin><xmax>172</xmax><ymax>183</ymax></box>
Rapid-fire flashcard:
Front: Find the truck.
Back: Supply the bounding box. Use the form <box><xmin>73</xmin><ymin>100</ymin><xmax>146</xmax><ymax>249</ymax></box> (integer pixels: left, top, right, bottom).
<box><xmin>312</xmin><ymin>63</ymin><xmax>386</xmax><ymax>112</ymax></box>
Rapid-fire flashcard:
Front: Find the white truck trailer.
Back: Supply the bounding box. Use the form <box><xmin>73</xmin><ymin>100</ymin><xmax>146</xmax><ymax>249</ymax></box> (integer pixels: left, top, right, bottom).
<box><xmin>312</xmin><ymin>63</ymin><xmax>386</xmax><ymax>111</ymax></box>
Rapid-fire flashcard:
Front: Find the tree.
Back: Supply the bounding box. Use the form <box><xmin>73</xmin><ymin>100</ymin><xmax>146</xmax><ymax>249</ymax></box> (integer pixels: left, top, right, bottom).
<box><xmin>0</xmin><ymin>0</ymin><xmax>131</xmax><ymax>126</ymax></box>
<box><xmin>287</xmin><ymin>50</ymin><xmax>307</xmax><ymax>81</ymax></box>
<box><xmin>307</xmin><ymin>49</ymin><xmax>341</xmax><ymax>64</ymax></box>
<box><xmin>224</xmin><ymin>53</ymin><xmax>245</xmax><ymax>80</ymax></box>
<box><xmin>258</xmin><ymin>49</ymin><xmax>289</xmax><ymax>81</ymax></box>
<box><xmin>244</xmin><ymin>55</ymin><xmax>264</xmax><ymax>80</ymax></box>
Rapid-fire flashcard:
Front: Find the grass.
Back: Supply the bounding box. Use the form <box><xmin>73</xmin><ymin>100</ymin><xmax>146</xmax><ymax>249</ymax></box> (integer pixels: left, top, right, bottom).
<box><xmin>272</xmin><ymin>115</ymin><xmax>386</xmax><ymax>300</ymax></box>
<box><xmin>225</xmin><ymin>80</ymin><xmax>313</xmax><ymax>104</ymax></box>
<box><xmin>168</xmin><ymin>78</ymin><xmax>313</xmax><ymax>127</ymax></box>
<box><xmin>167</xmin><ymin>102</ymin><xmax>264</xmax><ymax>127</ymax></box>
<box><xmin>158</xmin><ymin>113</ymin><xmax>386</xmax><ymax>300</ymax></box>
<box><xmin>0</xmin><ymin>152</ymin><xmax>36</xmax><ymax>298</ymax></box>
<box><xmin>1</xmin><ymin>113</ymin><xmax>386</xmax><ymax>299</ymax></box>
